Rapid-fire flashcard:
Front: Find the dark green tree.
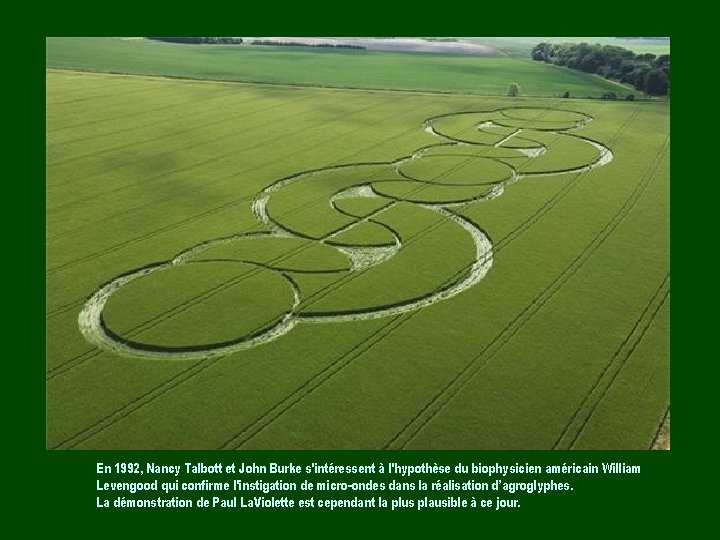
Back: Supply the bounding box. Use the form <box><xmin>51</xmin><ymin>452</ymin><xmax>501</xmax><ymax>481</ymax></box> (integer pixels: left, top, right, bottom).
<box><xmin>644</xmin><ymin>69</ymin><xmax>669</xmax><ymax>95</ymax></box>
<box><xmin>530</xmin><ymin>41</ymin><xmax>669</xmax><ymax>96</ymax></box>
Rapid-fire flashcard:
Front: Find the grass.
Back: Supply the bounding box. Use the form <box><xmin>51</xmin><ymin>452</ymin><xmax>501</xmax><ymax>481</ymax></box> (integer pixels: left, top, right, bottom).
<box><xmin>327</xmin><ymin>221</ymin><xmax>397</xmax><ymax>247</ymax></box>
<box><xmin>46</xmin><ymin>67</ymin><xmax>669</xmax><ymax>450</ymax></box>
<box><xmin>46</xmin><ymin>37</ymin><xmax>635</xmax><ymax>98</ymax></box>
<box><xmin>333</xmin><ymin>196</ymin><xmax>391</xmax><ymax>218</ymax></box>
<box><xmin>103</xmin><ymin>262</ymin><xmax>295</xmax><ymax>347</ymax></box>
<box><xmin>502</xmin><ymin>132</ymin><xmax>602</xmax><ymax>173</ymax></box>
<box><xmin>372</xmin><ymin>181</ymin><xmax>495</xmax><ymax>204</ymax></box>
<box><xmin>399</xmin><ymin>155</ymin><xmax>512</xmax><ymax>184</ymax></box>
<box><xmin>190</xmin><ymin>236</ymin><xmax>351</xmax><ymax>272</ymax></box>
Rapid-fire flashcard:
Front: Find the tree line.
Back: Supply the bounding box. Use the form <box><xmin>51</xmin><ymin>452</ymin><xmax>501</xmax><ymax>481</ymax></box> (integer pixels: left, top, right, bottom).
<box><xmin>531</xmin><ymin>42</ymin><xmax>669</xmax><ymax>96</ymax></box>
<box><xmin>145</xmin><ymin>37</ymin><xmax>365</xmax><ymax>50</ymax></box>
<box><xmin>146</xmin><ymin>37</ymin><xmax>244</xmax><ymax>45</ymax></box>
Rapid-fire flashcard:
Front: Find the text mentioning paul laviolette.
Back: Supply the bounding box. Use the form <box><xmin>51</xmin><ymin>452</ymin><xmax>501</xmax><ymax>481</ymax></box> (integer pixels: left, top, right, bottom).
<box><xmin>95</xmin><ymin>460</ymin><xmax>640</xmax><ymax>511</ymax></box>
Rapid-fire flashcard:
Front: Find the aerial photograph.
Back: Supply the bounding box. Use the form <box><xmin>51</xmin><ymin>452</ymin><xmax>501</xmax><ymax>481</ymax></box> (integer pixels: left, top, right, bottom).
<box><xmin>46</xmin><ymin>36</ymin><xmax>670</xmax><ymax>450</ymax></box>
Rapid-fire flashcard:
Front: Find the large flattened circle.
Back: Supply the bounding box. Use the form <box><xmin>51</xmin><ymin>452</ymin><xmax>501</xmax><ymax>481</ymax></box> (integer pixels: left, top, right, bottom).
<box><xmin>101</xmin><ymin>261</ymin><xmax>296</xmax><ymax>350</ymax></box>
<box><xmin>399</xmin><ymin>155</ymin><xmax>513</xmax><ymax>185</ymax></box>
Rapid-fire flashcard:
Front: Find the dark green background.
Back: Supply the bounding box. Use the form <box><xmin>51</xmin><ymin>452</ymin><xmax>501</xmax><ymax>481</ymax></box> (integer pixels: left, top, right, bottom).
<box><xmin>19</xmin><ymin>4</ymin><xmax>702</xmax><ymax>533</ymax></box>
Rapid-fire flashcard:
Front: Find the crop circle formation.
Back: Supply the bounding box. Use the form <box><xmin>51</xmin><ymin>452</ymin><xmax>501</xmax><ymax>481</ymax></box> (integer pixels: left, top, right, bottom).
<box><xmin>79</xmin><ymin>107</ymin><xmax>613</xmax><ymax>359</ymax></box>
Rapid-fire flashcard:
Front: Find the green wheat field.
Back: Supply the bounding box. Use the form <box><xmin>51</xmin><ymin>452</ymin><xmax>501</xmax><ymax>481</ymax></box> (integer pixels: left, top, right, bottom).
<box><xmin>46</xmin><ymin>38</ymin><xmax>669</xmax><ymax>450</ymax></box>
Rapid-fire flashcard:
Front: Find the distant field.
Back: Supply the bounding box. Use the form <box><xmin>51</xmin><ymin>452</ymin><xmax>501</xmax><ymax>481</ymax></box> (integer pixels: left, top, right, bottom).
<box><xmin>46</xmin><ymin>69</ymin><xmax>669</xmax><ymax>449</ymax></box>
<box><xmin>470</xmin><ymin>37</ymin><xmax>671</xmax><ymax>57</ymax></box>
<box><xmin>46</xmin><ymin>37</ymin><xmax>634</xmax><ymax>98</ymax></box>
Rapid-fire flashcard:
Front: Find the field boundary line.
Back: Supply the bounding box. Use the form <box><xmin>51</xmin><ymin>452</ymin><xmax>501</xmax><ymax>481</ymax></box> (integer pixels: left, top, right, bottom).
<box><xmin>47</xmin><ymin>83</ymin><xmax>176</xmax><ymax>108</ymax></box>
<box><xmin>48</xmin><ymin>67</ymin><xmax>654</xmax><ymax>101</ymax></box>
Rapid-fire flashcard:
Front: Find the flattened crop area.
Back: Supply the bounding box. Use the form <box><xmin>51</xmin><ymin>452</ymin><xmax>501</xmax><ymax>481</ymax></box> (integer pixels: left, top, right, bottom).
<box><xmin>46</xmin><ymin>70</ymin><xmax>669</xmax><ymax>449</ymax></box>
